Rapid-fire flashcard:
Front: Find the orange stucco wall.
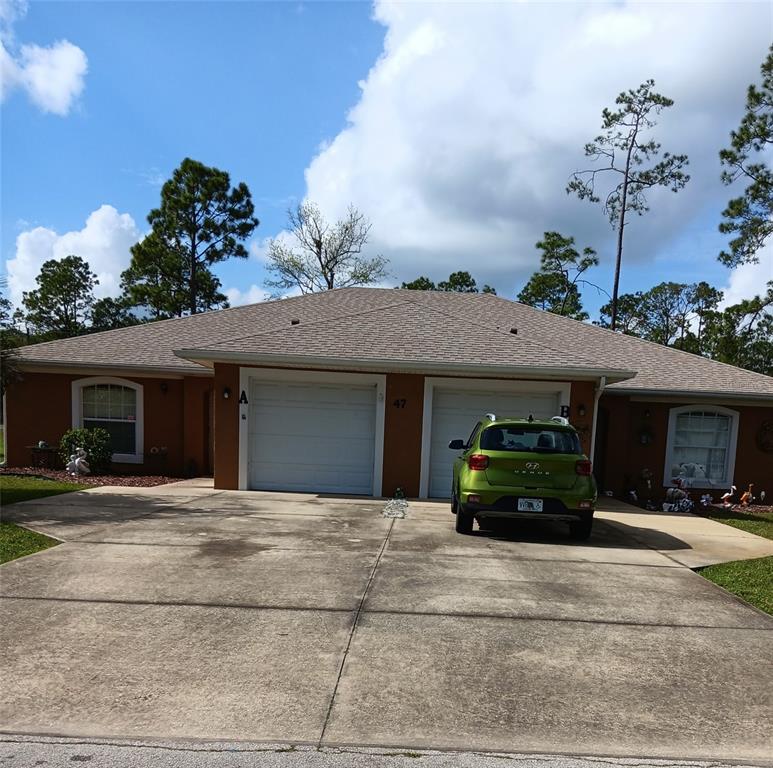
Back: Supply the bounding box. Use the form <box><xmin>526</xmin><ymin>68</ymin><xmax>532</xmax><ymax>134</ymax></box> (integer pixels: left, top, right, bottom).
<box><xmin>213</xmin><ymin>363</ymin><xmax>240</xmax><ymax>489</ymax></box>
<box><xmin>5</xmin><ymin>371</ymin><xmax>212</xmax><ymax>476</ymax></box>
<box><xmin>569</xmin><ymin>379</ymin><xmax>596</xmax><ymax>457</ymax></box>
<box><xmin>596</xmin><ymin>393</ymin><xmax>773</xmax><ymax>498</ymax></box>
<box><xmin>382</xmin><ymin>373</ymin><xmax>425</xmax><ymax>497</ymax></box>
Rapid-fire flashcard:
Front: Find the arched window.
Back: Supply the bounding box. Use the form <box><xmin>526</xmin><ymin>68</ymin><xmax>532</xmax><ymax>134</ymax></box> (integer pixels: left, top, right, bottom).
<box><xmin>71</xmin><ymin>377</ymin><xmax>144</xmax><ymax>464</ymax></box>
<box><xmin>664</xmin><ymin>405</ymin><xmax>739</xmax><ymax>489</ymax></box>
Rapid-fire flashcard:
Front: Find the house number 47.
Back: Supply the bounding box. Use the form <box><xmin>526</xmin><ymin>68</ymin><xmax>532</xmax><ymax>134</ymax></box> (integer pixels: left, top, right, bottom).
<box><xmin>393</xmin><ymin>399</ymin><xmax>407</xmax><ymax>409</ymax></box>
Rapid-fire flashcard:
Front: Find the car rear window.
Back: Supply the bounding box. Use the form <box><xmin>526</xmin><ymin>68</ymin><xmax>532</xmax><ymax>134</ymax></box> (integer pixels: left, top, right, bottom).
<box><xmin>480</xmin><ymin>426</ymin><xmax>582</xmax><ymax>454</ymax></box>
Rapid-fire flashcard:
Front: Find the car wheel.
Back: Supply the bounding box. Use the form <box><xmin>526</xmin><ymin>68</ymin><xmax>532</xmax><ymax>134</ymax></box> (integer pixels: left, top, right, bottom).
<box><xmin>455</xmin><ymin>506</ymin><xmax>474</xmax><ymax>534</ymax></box>
<box><xmin>569</xmin><ymin>513</ymin><xmax>593</xmax><ymax>541</ymax></box>
<box><xmin>451</xmin><ymin>488</ymin><xmax>459</xmax><ymax>514</ymax></box>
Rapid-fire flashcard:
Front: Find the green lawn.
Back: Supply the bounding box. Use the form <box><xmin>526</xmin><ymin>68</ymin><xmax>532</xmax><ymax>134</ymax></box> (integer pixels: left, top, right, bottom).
<box><xmin>696</xmin><ymin>505</ymin><xmax>773</xmax><ymax>616</ymax></box>
<box><xmin>0</xmin><ymin>474</ymin><xmax>89</xmax><ymax>506</ymax></box>
<box><xmin>701</xmin><ymin>505</ymin><xmax>773</xmax><ymax>541</ymax></box>
<box><xmin>699</xmin><ymin>557</ymin><xmax>773</xmax><ymax>615</ymax></box>
<box><xmin>0</xmin><ymin>522</ymin><xmax>59</xmax><ymax>564</ymax></box>
<box><xmin>0</xmin><ymin>475</ymin><xmax>88</xmax><ymax>563</ymax></box>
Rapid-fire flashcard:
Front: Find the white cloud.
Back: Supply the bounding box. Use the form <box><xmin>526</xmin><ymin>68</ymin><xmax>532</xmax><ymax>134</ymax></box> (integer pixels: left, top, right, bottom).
<box><xmin>303</xmin><ymin>1</ymin><xmax>772</xmax><ymax>292</ymax></box>
<box><xmin>719</xmin><ymin>244</ymin><xmax>773</xmax><ymax>309</ymax></box>
<box><xmin>0</xmin><ymin>1</ymin><xmax>87</xmax><ymax>115</ymax></box>
<box><xmin>224</xmin><ymin>284</ymin><xmax>271</xmax><ymax>307</ymax></box>
<box><xmin>7</xmin><ymin>205</ymin><xmax>142</xmax><ymax>307</ymax></box>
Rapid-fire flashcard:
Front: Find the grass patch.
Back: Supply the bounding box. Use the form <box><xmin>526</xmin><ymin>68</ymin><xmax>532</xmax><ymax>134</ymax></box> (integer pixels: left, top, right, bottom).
<box><xmin>0</xmin><ymin>474</ymin><xmax>88</xmax><ymax>507</ymax></box>
<box><xmin>699</xmin><ymin>556</ymin><xmax>773</xmax><ymax>615</ymax></box>
<box><xmin>0</xmin><ymin>522</ymin><xmax>59</xmax><ymax>564</ymax></box>
<box><xmin>701</xmin><ymin>506</ymin><xmax>773</xmax><ymax>541</ymax></box>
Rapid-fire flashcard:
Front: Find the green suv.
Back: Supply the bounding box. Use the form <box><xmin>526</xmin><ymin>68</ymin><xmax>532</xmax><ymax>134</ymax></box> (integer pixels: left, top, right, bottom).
<box><xmin>449</xmin><ymin>414</ymin><xmax>597</xmax><ymax>539</ymax></box>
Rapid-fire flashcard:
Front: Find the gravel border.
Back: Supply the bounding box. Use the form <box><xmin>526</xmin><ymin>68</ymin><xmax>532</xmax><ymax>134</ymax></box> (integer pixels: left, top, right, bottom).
<box><xmin>0</xmin><ymin>466</ymin><xmax>180</xmax><ymax>488</ymax></box>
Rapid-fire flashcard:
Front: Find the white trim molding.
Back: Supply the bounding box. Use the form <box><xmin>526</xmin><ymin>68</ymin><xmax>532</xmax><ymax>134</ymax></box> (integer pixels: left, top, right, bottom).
<box><xmin>418</xmin><ymin>377</ymin><xmax>572</xmax><ymax>498</ymax></box>
<box><xmin>237</xmin><ymin>367</ymin><xmax>386</xmax><ymax>496</ymax></box>
<box><xmin>71</xmin><ymin>376</ymin><xmax>145</xmax><ymax>464</ymax></box>
<box><xmin>663</xmin><ymin>404</ymin><xmax>740</xmax><ymax>489</ymax></box>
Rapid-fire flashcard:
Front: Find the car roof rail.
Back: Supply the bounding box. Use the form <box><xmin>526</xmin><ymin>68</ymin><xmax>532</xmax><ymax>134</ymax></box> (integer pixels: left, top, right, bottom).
<box><xmin>484</xmin><ymin>412</ymin><xmax>496</xmax><ymax>421</ymax></box>
<box><xmin>550</xmin><ymin>416</ymin><xmax>569</xmax><ymax>426</ymax></box>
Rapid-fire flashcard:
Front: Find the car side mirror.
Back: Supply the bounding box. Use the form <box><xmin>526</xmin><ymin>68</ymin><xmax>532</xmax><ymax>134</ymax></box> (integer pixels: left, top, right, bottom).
<box><xmin>448</xmin><ymin>439</ymin><xmax>465</xmax><ymax>450</ymax></box>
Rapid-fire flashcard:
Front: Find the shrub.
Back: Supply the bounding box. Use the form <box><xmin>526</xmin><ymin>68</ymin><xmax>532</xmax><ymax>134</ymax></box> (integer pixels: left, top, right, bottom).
<box><xmin>59</xmin><ymin>427</ymin><xmax>112</xmax><ymax>474</ymax></box>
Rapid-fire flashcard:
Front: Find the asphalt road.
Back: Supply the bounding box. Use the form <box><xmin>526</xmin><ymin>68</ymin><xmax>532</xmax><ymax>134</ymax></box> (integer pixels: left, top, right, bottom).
<box><xmin>1</xmin><ymin>737</ymin><xmax>769</xmax><ymax>768</ymax></box>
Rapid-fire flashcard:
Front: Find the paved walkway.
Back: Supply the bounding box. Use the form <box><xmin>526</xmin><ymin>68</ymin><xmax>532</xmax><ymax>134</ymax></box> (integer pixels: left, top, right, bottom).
<box><xmin>1</xmin><ymin>482</ymin><xmax>771</xmax><ymax>762</ymax></box>
<box><xmin>596</xmin><ymin>496</ymin><xmax>773</xmax><ymax>567</ymax></box>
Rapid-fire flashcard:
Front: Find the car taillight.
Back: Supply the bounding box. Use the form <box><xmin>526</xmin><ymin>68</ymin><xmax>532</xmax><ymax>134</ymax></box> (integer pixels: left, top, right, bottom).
<box><xmin>468</xmin><ymin>454</ymin><xmax>489</xmax><ymax>471</ymax></box>
<box><xmin>575</xmin><ymin>460</ymin><xmax>592</xmax><ymax>476</ymax></box>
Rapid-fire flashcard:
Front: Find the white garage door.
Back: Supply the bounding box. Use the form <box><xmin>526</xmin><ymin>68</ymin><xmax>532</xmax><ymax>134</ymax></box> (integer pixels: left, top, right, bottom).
<box><xmin>248</xmin><ymin>379</ymin><xmax>377</xmax><ymax>494</ymax></box>
<box><xmin>428</xmin><ymin>388</ymin><xmax>560</xmax><ymax>498</ymax></box>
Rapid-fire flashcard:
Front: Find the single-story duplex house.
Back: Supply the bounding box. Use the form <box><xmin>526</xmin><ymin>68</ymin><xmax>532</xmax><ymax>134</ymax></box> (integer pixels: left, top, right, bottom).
<box><xmin>6</xmin><ymin>287</ymin><xmax>772</xmax><ymax>500</ymax></box>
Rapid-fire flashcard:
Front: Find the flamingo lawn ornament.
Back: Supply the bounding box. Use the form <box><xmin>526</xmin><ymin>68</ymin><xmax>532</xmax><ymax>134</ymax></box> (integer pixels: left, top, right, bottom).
<box><xmin>740</xmin><ymin>484</ymin><xmax>754</xmax><ymax>507</ymax></box>
<box><xmin>721</xmin><ymin>486</ymin><xmax>737</xmax><ymax>508</ymax></box>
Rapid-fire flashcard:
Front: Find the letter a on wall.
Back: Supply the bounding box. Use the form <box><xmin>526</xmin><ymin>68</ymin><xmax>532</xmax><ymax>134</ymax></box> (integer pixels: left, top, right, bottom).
<box><xmin>238</xmin><ymin>390</ymin><xmax>249</xmax><ymax>405</ymax></box>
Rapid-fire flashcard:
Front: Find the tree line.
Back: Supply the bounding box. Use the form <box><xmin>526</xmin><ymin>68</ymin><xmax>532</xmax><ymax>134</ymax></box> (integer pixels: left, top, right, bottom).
<box><xmin>1</xmin><ymin>46</ymin><xmax>771</xmax><ymax>378</ymax></box>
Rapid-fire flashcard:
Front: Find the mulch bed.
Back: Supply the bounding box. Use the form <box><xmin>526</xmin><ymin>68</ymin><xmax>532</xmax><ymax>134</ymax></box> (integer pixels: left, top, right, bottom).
<box><xmin>705</xmin><ymin>502</ymin><xmax>773</xmax><ymax>515</ymax></box>
<box><xmin>0</xmin><ymin>466</ymin><xmax>179</xmax><ymax>488</ymax></box>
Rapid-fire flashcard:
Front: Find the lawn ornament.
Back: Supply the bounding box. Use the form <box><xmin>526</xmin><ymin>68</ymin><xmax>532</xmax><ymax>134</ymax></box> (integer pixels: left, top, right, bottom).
<box><xmin>663</xmin><ymin>478</ymin><xmax>694</xmax><ymax>513</ymax></box>
<box><xmin>761</xmin><ymin>490</ymin><xmax>767</xmax><ymax>504</ymax></box>
<box><xmin>739</xmin><ymin>484</ymin><xmax>754</xmax><ymax>506</ymax></box>
<box><xmin>699</xmin><ymin>493</ymin><xmax>713</xmax><ymax>509</ymax></box>
<box><xmin>720</xmin><ymin>486</ymin><xmax>737</xmax><ymax>508</ymax></box>
<box><xmin>66</xmin><ymin>448</ymin><xmax>91</xmax><ymax>476</ymax></box>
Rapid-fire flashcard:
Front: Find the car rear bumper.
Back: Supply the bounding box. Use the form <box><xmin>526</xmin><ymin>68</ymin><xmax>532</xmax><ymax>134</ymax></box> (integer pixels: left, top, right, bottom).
<box><xmin>463</xmin><ymin>495</ymin><xmax>594</xmax><ymax>521</ymax></box>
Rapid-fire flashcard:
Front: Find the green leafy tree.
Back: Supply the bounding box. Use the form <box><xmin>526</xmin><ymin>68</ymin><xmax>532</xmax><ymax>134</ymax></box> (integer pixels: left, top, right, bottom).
<box><xmin>0</xmin><ymin>280</ymin><xmax>24</xmax><ymax>395</ymax></box>
<box><xmin>599</xmin><ymin>281</ymin><xmax>723</xmax><ymax>352</ymax></box>
<box><xmin>90</xmin><ymin>297</ymin><xmax>140</xmax><ymax>333</ymax></box>
<box><xmin>702</xmin><ymin>283</ymin><xmax>773</xmax><ymax>374</ymax></box>
<box><xmin>266</xmin><ymin>202</ymin><xmax>388</xmax><ymax>295</ymax></box>
<box><xmin>22</xmin><ymin>255</ymin><xmax>98</xmax><ymax>338</ymax></box>
<box><xmin>719</xmin><ymin>45</ymin><xmax>773</xmax><ymax>266</ymax></box>
<box><xmin>517</xmin><ymin>232</ymin><xmax>599</xmax><ymax>320</ymax></box>
<box><xmin>438</xmin><ymin>271</ymin><xmax>478</xmax><ymax>293</ymax></box>
<box><xmin>122</xmin><ymin>158</ymin><xmax>258</xmax><ymax>316</ymax></box>
<box><xmin>401</xmin><ymin>276</ymin><xmax>436</xmax><ymax>290</ymax></box>
<box><xmin>400</xmin><ymin>271</ymin><xmax>496</xmax><ymax>294</ymax></box>
<box><xmin>567</xmin><ymin>80</ymin><xmax>690</xmax><ymax>330</ymax></box>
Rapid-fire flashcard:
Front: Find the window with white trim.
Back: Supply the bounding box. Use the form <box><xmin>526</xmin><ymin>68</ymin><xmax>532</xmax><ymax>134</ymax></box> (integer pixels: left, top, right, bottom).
<box><xmin>72</xmin><ymin>378</ymin><xmax>144</xmax><ymax>463</ymax></box>
<box><xmin>664</xmin><ymin>405</ymin><xmax>739</xmax><ymax>488</ymax></box>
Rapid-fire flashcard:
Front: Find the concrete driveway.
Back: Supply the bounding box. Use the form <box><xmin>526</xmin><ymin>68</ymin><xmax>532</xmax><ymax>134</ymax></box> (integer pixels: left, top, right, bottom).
<box><xmin>1</xmin><ymin>481</ymin><xmax>772</xmax><ymax>762</ymax></box>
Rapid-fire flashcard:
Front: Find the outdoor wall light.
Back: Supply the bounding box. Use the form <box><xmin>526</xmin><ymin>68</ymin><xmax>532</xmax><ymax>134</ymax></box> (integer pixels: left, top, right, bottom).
<box><xmin>223</xmin><ymin>387</ymin><xmax>231</xmax><ymax>400</ymax></box>
<box><xmin>577</xmin><ymin>404</ymin><xmax>586</xmax><ymax>417</ymax></box>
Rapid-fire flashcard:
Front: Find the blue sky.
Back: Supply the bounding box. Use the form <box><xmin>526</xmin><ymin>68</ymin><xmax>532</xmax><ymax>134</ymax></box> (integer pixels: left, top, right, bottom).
<box><xmin>2</xmin><ymin>1</ymin><xmax>771</xmax><ymax>319</ymax></box>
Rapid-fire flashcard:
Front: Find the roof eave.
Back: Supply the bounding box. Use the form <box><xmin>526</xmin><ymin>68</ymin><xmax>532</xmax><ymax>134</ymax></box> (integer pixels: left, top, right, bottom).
<box><xmin>604</xmin><ymin>386</ymin><xmax>773</xmax><ymax>403</ymax></box>
<box><xmin>16</xmin><ymin>359</ymin><xmax>213</xmax><ymax>378</ymax></box>
<box><xmin>173</xmin><ymin>348</ymin><xmax>636</xmax><ymax>382</ymax></box>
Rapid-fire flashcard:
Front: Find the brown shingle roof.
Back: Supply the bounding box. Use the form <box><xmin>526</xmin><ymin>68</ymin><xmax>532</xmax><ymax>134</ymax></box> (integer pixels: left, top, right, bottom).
<box><xmin>16</xmin><ymin>287</ymin><xmax>773</xmax><ymax>398</ymax></box>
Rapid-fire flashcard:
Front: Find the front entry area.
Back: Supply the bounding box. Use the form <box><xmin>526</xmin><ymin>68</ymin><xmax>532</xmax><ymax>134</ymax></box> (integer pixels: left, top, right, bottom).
<box><xmin>241</xmin><ymin>369</ymin><xmax>386</xmax><ymax>495</ymax></box>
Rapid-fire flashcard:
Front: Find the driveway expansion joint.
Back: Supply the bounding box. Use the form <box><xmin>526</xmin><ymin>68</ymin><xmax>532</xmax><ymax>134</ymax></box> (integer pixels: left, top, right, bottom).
<box><xmin>318</xmin><ymin>517</ymin><xmax>396</xmax><ymax>747</ymax></box>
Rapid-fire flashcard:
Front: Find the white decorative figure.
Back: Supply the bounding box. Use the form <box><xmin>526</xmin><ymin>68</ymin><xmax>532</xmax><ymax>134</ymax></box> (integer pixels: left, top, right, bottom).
<box><xmin>67</xmin><ymin>448</ymin><xmax>91</xmax><ymax>476</ymax></box>
<box><xmin>721</xmin><ymin>485</ymin><xmax>737</xmax><ymax>508</ymax></box>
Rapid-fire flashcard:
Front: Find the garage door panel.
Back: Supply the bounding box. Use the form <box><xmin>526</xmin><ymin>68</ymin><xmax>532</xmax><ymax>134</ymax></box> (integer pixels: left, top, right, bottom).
<box><xmin>248</xmin><ymin>380</ymin><xmax>377</xmax><ymax>494</ymax></box>
<box><xmin>428</xmin><ymin>388</ymin><xmax>560</xmax><ymax>499</ymax></box>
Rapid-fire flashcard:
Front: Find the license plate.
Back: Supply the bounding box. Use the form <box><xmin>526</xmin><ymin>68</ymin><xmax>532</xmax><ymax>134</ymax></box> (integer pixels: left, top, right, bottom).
<box><xmin>517</xmin><ymin>498</ymin><xmax>543</xmax><ymax>512</ymax></box>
